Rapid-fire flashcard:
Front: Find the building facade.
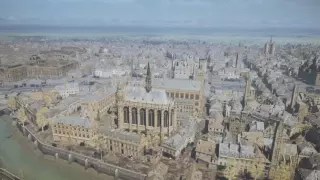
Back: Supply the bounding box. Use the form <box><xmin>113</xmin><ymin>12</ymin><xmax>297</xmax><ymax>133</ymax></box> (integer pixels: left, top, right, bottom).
<box><xmin>152</xmin><ymin>78</ymin><xmax>204</xmax><ymax>120</ymax></box>
<box><xmin>1</xmin><ymin>56</ymin><xmax>78</xmax><ymax>83</ymax></box>
<box><xmin>116</xmin><ymin>65</ymin><xmax>176</xmax><ymax>142</ymax></box>
<box><xmin>55</xmin><ymin>82</ymin><xmax>80</xmax><ymax>99</ymax></box>
<box><xmin>52</xmin><ymin>116</ymin><xmax>95</xmax><ymax>144</ymax></box>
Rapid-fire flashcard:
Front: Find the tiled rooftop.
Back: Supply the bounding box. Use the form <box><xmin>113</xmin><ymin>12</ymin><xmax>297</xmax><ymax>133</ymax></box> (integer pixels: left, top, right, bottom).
<box><xmin>219</xmin><ymin>143</ymin><xmax>255</xmax><ymax>159</ymax></box>
<box><xmin>52</xmin><ymin>116</ymin><xmax>92</xmax><ymax>128</ymax></box>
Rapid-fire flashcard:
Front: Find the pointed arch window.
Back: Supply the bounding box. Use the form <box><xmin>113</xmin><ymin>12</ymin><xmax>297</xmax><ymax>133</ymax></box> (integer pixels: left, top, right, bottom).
<box><xmin>123</xmin><ymin>107</ymin><xmax>129</xmax><ymax>123</ymax></box>
<box><xmin>164</xmin><ymin>110</ymin><xmax>169</xmax><ymax>127</ymax></box>
<box><xmin>148</xmin><ymin>109</ymin><xmax>155</xmax><ymax>127</ymax></box>
<box><xmin>140</xmin><ymin>109</ymin><xmax>146</xmax><ymax>125</ymax></box>
<box><xmin>157</xmin><ymin>110</ymin><xmax>161</xmax><ymax>127</ymax></box>
<box><xmin>132</xmin><ymin>108</ymin><xmax>137</xmax><ymax>124</ymax></box>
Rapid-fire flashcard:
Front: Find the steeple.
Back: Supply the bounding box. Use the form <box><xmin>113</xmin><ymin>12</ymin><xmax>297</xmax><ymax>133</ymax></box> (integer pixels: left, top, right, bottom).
<box><xmin>145</xmin><ymin>62</ymin><xmax>152</xmax><ymax>93</ymax></box>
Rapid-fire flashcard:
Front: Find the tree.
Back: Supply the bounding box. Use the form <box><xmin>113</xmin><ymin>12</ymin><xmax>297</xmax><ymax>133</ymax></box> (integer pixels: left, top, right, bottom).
<box><xmin>237</xmin><ymin>169</ymin><xmax>254</xmax><ymax>180</ymax></box>
<box><xmin>36</xmin><ymin>106</ymin><xmax>49</xmax><ymax>132</ymax></box>
<box><xmin>43</xmin><ymin>93</ymin><xmax>52</xmax><ymax>106</ymax></box>
<box><xmin>17</xmin><ymin>107</ymin><xmax>27</xmax><ymax>127</ymax></box>
<box><xmin>92</xmin><ymin>135</ymin><xmax>105</xmax><ymax>160</ymax></box>
<box><xmin>7</xmin><ymin>95</ymin><xmax>17</xmax><ymax>111</ymax></box>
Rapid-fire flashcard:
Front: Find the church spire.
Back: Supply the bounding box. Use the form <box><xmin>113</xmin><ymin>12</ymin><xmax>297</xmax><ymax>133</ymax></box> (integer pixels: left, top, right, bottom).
<box><xmin>145</xmin><ymin>62</ymin><xmax>152</xmax><ymax>93</ymax></box>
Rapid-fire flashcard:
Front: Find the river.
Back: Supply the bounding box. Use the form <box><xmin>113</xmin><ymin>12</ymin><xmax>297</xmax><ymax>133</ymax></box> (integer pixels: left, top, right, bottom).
<box><xmin>0</xmin><ymin>115</ymin><xmax>114</xmax><ymax>180</ymax></box>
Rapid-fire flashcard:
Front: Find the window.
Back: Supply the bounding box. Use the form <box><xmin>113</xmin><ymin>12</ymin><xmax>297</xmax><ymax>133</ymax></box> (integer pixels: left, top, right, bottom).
<box><xmin>175</xmin><ymin>93</ymin><xmax>179</xmax><ymax>98</ymax></box>
<box><xmin>195</xmin><ymin>95</ymin><xmax>199</xmax><ymax>100</ymax></box>
<box><xmin>87</xmin><ymin>135</ymin><xmax>90</xmax><ymax>138</ymax></box>
<box><xmin>190</xmin><ymin>94</ymin><xmax>194</xmax><ymax>99</ymax></box>
<box><xmin>185</xmin><ymin>94</ymin><xmax>189</xmax><ymax>99</ymax></box>
<box><xmin>148</xmin><ymin>109</ymin><xmax>155</xmax><ymax>127</ymax></box>
<box><xmin>164</xmin><ymin>111</ymin><xmax>169</xmax><ymax>127</ymax></box>
<box><xmin>180</xmin><ymin>93</ymin><xmax>184</xmax><ymax>98</ymax></box>
<box><xmin>132</xmin><ymin>108</ymin><xmax>138</xmax><ymax>124</ymax></box>
<box><xmin>124</xmin><ymin>107</ymin><xmax>129</xmax><ymax>123</ymax></box>
<box><xmin>157</xmin><ymin>110</ymin><xmax>161</xmax><ymax>127</ymax></box>
<box><xmin>140</xmin><ymin>109</ymin><xmax>146</xmax><ymax>125</ymax></box>
<box><xmin>195</xmin><ymin>102</ymin><xmax>199</xmax><ymax>106</ymax></box>
<box><xmin>171</xmin><ymin>93</ymin><xmax>174</xmax><ymax>98</ymax></box>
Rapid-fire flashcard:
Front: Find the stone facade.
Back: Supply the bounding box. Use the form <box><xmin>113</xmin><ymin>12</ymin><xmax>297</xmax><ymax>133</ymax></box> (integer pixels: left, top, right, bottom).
<box><xmin>0</xmin><ymin>57</ymin><xmax>78</xmax><ymax>82</ymax></box>
<box><xmin>52</xmin><ymin>116</ymin><xmax>96</xmax><ymax>145</ymax></box>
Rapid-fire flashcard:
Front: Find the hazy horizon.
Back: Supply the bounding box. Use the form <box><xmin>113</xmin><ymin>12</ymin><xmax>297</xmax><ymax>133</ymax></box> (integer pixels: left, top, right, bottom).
<box><xmin>1</xmin><ymin>0</ymin><xmax>320</xmax><ymax>29</ymax></box>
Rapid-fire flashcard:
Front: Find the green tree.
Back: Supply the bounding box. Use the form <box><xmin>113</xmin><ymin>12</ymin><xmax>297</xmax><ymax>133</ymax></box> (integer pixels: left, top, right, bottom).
<box><xmin>92</xmin><ymin>135</ymin><xmax>105</xmax><ymax>160</ymax></box>
<box><xmin>17</xmin><ymin>107</ymin><xmax>27</xmax><ymax>127</ymax></box>
<box><xmin>237</xmin><ymin>169</ymin><xmax>254</xmax><ymax>180</ymax></box>
<box><xmin>36</xmin><ymin>106</ymin><xmax>49</xmax><ymax>132</ymax></box>
<box><xmin>7</xmin><ymin>95</ymin><xmax>17</xmax><ymax>111</ymax></box>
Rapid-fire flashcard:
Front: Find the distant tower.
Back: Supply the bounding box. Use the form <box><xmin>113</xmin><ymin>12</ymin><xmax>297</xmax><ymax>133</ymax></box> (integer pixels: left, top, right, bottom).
<box><xmin>243</xmin><ymin>75</ymin><xmax>252</xmax><ymax>110</ymax></box>
<box><xmin>130</xmin><ymin>59</ymin><xmax>134</xmax><ymax>77</ymax></box>
<box><xmin>269</xmin><ymin>36</ymin><xmax>276</xmax><ymax>56</ymax></box>
<box><xmin>171</xmin><ymin>60</ymin><xmax>175</xmax><ymax>79</ymax></box>
<box><xmin>145</xmin><ymin>62</ymin><xmax>152</xmax><ymax>93</ymax></box>
<box><xmin>269</xmin><ymin>120</ymin><xmax>284</xmax><ymax>179</ymax></box>
<box><xmin>235</xmin><ymin>53</ymin><xmax>239</xmax><ymax>68</ymax></box>
<box><xmin>289</xmin><ymin>84</ymin><xmax>299</xmax><ymax>113</ymax></box>
<box><xmin>264</xmin><ymin>40</ymin><xmax>270</xmax><ymax>55</ymax></box>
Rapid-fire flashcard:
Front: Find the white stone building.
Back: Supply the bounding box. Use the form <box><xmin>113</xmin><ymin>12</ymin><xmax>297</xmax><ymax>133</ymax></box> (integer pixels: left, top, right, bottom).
<box><xmin>55</xmin><ymin>82</ymin><xmax>80</xmax><ymax>99</ymax></box>
<box><xmin>161</xmin><ymin>118</ymin><xmax>197</xmax><ymax>158</ymax></box>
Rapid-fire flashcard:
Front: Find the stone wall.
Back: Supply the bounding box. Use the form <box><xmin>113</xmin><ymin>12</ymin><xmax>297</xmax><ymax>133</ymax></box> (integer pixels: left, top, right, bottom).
<box><xmin>0</xmin><ymin>168</ymin><xmax>20</xmax><ymax>180</ymax></box>
<box><xmin>16</xmin><ymin>123</ymin><xmax>147</xmax><ymax>180</ymax></box>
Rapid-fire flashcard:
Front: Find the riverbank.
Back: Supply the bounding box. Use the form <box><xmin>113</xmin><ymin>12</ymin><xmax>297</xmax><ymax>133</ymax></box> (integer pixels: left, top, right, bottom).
<box><xmin>0</xmin><ymin>115</ymin><xmax>115</xmax><ymax>180</ymax></box>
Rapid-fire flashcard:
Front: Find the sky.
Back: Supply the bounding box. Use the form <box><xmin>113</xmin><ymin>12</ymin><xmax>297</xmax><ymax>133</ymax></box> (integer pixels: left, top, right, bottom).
<box><xmin>0</xmin><ymin>0</ymin><xmax>320</xmax><ymax>28</ymax></box>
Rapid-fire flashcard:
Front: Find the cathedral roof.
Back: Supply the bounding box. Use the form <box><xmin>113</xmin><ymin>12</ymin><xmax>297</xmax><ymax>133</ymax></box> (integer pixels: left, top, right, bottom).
<box><xmin>124</xmin><ymin>86</ymin><xmax>171</xmax><ymax>105</ymax></box>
